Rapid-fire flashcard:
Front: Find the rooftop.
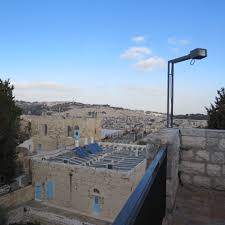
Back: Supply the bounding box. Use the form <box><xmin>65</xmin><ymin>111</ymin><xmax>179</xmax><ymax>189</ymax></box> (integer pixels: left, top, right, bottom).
<box><xmin>48</xmin><ymin>143</ymin><xmax>146</xmax><ymax>171</ymax></box>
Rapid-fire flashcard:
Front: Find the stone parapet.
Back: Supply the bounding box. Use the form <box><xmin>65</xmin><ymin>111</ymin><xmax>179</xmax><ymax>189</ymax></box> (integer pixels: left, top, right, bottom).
<box><xmin>143</xmin><ymin>128</ymin><xmax>180</xmax><ymax>213</ymax></box>
<box><xmin>180</xmin><ymin>128</ymin><xmax>225</xmax><ymax>190</ymax></box>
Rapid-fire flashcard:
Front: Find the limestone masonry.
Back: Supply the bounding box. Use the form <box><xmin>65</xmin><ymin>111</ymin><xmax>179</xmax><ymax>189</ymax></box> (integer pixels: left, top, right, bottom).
<box><xmin>31</xmin><ymin>143</ymin><xmax>147</xmax><ymax>222</ymax></box>
<box><xmin>22</xmin><ymin>115</ymin><xmax>102</xmax><ymax>151</ymax></box>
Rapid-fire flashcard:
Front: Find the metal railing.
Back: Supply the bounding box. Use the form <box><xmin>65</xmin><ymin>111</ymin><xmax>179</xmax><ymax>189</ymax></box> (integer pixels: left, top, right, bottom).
<box><xmin>112</xmin><ymin>148</ymin><xmax>167</xmax><ymax>225</ymax></box>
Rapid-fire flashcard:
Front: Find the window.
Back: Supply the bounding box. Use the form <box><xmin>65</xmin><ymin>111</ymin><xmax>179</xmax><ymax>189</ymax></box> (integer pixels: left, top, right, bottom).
<box><xmin>38</xmin><ymin>144</ymin><xmax>42</xmax><ymax>150</ymax></box>
<box><xmin>44</xmin><ymin>124</ymin><xmax>48</xmax><ymax>136</ymax></box>
<box><xmin>92</xmin><ymin>188</ymin><xmax>101</xmax><ymax>215</ymax></box>
<box><xmin>47</xmin><ymin>180</ymin><xmax>54</xmax><ymax>200</ymax></box>
<box><xmin>67</xmin><ymin>126</ymin><xmax>72</xmax><ymax>137</ymax></box>
<box><xmin>74</xmin><ymin>125</ymin><xmax>80</xmax><ymax>140</ymax></box>
<box><xmin>35</xmin><ymin>184</ymin><xmax>42</xmax><ymax>201</ymax></box>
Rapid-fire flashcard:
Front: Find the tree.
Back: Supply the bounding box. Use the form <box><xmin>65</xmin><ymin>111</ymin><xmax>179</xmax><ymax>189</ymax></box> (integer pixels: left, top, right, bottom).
<box><xmin>206</xmin><ymin>87</ymin><xmax>225</xmax><ymax>129</ymax></box>
<box><xmin>0</xmin><ymin>206</ymin><xmax>8</xmax><ymax>225</ymax></box>
<box><xmin>0</xmin><ymin>79</ymin><xmax>22</xmax><ymax>182</ymax></box>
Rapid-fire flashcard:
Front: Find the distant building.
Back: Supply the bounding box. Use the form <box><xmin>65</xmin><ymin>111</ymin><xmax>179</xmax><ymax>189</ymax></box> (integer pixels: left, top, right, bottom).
<box><xmin>21</xmin><ymin>115</ymin><xmax>102</xmax><ymax>151</ymax></box>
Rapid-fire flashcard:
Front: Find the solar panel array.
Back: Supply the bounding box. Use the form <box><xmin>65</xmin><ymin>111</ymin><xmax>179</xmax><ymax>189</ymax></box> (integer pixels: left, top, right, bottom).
<box><xmin>48</xmin><ymin>143</ymin><xmax>146</xmax><ymax>171</ymax></box>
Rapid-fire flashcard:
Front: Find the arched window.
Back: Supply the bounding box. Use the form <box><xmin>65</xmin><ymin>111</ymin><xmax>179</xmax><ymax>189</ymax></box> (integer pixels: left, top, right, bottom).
<box><xmin>93</xmin><ymin>188</ymin><xmax>100</xmax><ymax>194</ymax></box>
<box><xmin>74</xmin><ymin>126</ymin><xmax>80</xmax><ymax>140</ymax></box>
<box><xmin>92</xmin><ymin>188</ymin><xmax>101</xmax><ymax>215</ymax></box>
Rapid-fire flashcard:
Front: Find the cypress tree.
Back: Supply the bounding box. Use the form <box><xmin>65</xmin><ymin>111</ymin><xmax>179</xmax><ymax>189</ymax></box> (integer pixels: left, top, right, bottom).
<box><xmin>206</xmin><ymin>87</ymin><xmax>225</xmax><ymax>129</ymax></box>
<box><xmin>0</xmin><ymin>79</ymin><xmax>22</xmax><ymax>182</ymax></box>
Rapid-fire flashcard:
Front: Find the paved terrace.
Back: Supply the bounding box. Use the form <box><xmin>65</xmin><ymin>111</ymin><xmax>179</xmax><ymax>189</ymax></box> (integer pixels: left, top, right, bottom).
<box><xmin>48</xmin><ymin>143</ymin><xmax>146</xmax><ymax>171</ymax></box>
<box><xmin>171</xmin><ymin>184</ymin><xmax>225</xmax><ymax>225</ymax></box>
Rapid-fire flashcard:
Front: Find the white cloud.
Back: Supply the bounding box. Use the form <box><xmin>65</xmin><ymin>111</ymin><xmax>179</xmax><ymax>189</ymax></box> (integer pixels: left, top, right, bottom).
<box><xmin>134</xmin><ymin>57</ymin><xmax>166</xmax><ymax>71</ymax></box>
<box><xmin>131</xmin><ymin>36</ymin><xmax>145</xmax><ymax>43</ymax></box>
<box><xmin>168</xmin><ymin>37</ymin><xmax>190</xmax><ymax>46</ymax></box>
<box><xmin>120</xmin><ymin>47</ymin><xmax>151</xmax><ymax>60</ymax></box>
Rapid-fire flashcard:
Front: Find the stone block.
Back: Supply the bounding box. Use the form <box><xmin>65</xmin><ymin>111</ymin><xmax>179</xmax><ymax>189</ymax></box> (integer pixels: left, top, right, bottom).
<box><xmin>219</xmin><ymin>132</ymin><xmax>225</xmax><ymax>139</ymax></box>
<box><xmin>223</xmin><ymin>165</ymin><xmax>225</xmax><ymax>175</ymax></box>
<box><xmin>212</xmin><ymin>178</ymin><xmax>225</xmax><ymax>190</ymax></box>
<box><xmin>181</xmin><ymin>150</ymin><xmax>194</xmax><ymax>161</ymax></box>
<box><xmin>206</xmin><ymin>137</ymin><xmax>219</xmax><ymax>151</ymax></box>
<box><xmin>180</xmin><ymin>128</ymin><xmax>205</xmax><ymax>137</ymax></box>
<box><xmin>181</xmin><ymin>136</ymin><xmax>206</xmax><ymax>150</ymax></box>
<box><xmin>195</xmin><ymin>150</ymin><xmax>210</xmax><ymax>162</ymax></box>
<box><xmin>218</xmin><ymin>139</ymin><xmax>225</xmax><ymax>151</ymax></box>
<box><xmin>193</xmin><ymin>175</ymin><xmax>210</xmax><ymax>188</ymax></box>
<box><xmin>205</xmin><ymin>129</ymin><xmax>221</xmax><ymax>138</ymax></box>
<box><xmin>180</xmin><ymin>161</ymin><xmax>205</xmax><ymax>175</ymax></box>
<box><xmin>206</xmin><ymin>164</ymin><xmax>221</xmax><ymax>176</ymax></box>
<box><xmin>167</xmin><ymin>160</ymin><xmax>178</xmax><ymax>179</ymax></box>
<box><xmin>166</xmin><ymin>177</ymin><xmax>178</xmax><ymax>196</ymax></box>
<box><xmin>166</xmin><ymin>192</ymin><xmax>176</xmax><ymax>212</ymax></box>
<box><xmin>211</xmin><ymin>152</ymin><xmax>225</xmax><ymax>164</ymax></box>
<box><xmin>180</xmin><ymin>173</ymin><xmax>192</xmax><ymax>185</ymax></box>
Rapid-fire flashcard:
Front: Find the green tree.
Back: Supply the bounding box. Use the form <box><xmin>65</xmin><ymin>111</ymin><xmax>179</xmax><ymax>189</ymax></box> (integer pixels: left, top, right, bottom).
<box><xmin>0</xmin><ymin>79</ymin><xmax>22</xmax><ymax>182</ymax></box>
<box><xmin>0</xmin><ymin>206</ymin><xmax>8</xmax><ymax>225</ymax></box>
<box><xmin>206</xmin><ymin>87</ymin><xmax>225</xmax><ymax>129</ymax></box>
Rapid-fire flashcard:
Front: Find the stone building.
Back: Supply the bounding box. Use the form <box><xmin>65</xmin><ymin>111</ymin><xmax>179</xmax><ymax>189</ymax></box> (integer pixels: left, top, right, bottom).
<box><xmin>22</xmin><ymin>115</ymin><xmax>102</xmax><ymax>151</ymax></box>
<box><xmin>31</xmin><ymin>142</ymin><xmax>147</xmax><ymax>222</ymax></box>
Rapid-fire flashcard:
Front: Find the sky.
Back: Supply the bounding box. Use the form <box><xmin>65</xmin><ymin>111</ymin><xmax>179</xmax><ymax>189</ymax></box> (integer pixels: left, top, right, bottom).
<box><xmin>0</xmin><ymin>0</ymin><xmax>225</xmax><ymax>114</ymax></box>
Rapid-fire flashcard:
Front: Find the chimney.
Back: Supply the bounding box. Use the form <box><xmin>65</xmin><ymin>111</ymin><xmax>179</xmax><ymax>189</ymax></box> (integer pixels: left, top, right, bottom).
<box><xmin>135</xmin><ymin>150</ymin><xmax>139</xmax><ymax>157</ymax></box>
<box><xmin>84</xmin><ymin>137</ymin><xmax>88</xmax><ymax>145</ymax></box>
<box><xmin>75</xmin><ymin>140</ymin><xmax>79</xmax><ymax>147</ymax></box>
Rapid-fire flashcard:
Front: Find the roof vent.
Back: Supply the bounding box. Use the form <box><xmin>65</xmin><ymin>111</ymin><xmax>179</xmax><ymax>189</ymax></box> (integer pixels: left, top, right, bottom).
<box><xmin>63</xmin><ymin>159</ymin><xmax>69</xmax><ymax>164</ymax></box>
<box><xmin>108</xmin><ymin>164</ymin><xmax>113</xmax><ymax>169</ymax></box>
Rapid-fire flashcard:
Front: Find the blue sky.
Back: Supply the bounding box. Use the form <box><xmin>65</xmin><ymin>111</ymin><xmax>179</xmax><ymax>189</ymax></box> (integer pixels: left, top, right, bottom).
<box><xmin>0</xmin><ymin>0</ymin><xmax>225</xmax><ymax>113</ymax></box>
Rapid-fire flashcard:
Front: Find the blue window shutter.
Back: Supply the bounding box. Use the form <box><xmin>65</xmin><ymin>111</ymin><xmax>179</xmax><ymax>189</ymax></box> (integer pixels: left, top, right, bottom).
<box><xmin>92</xmin><ymin>195</ymin><xmax>101</xmax><ymax>215</ymax></box>
<box><xmin>47</xmin><ymin>180</ymin><xmax>54</xmax><ymax>199</ymax></box>
<box><xmin>35</xmin><ymin>184</ymin><xmax>42</xmax><ymax>201</ymax></box>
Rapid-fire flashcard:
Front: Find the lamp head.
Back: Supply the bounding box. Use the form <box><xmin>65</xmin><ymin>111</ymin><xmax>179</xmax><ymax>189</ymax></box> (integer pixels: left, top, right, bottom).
<box><xmin>190</xmin><ymin>48</ymin><xmax>207</xmax><ymax>60</ymax></box>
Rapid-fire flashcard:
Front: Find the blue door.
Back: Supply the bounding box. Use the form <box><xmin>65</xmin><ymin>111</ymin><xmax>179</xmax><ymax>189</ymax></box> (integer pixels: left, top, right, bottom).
<box><xmin>35</xmin><ymin>184</ymin><xmax>42</xmax><ymax>201</ymax></box>
<box><xmin>92</xmin><ymin>195</ymin><xmax>101</xmax><ymax>215</ymax></box>
<box><xmin>47</xmin><ymin>180</ymin><xmax>54</xmax><ymax>199</ymax></box>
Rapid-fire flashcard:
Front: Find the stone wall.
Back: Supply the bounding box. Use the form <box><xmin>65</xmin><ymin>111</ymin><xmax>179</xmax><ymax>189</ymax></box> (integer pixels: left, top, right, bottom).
<box><xmin>23</xmin><ymin>115</ymin><xmax>102</xmax><ymax>151</ymax></box>
<box><xmin>143</xmin><ymin>128</ymin><xmax>180</xmax><ymax>213</ymax></box>
<box><xmin>8</xmin><ymin>205</ymin><xmax>110</xmax><ymax>225</ymax></box>
<box><xmin>31</xmin><ymin>156</ymin><xmax>146</xmax><ymax>222</ymax></box>
<box><xmin>180</xmin><ymin>128</ymin><xmax>225</xmax><ymax>190</ymax></box>
<box><xmin>0</xmin><ymin>185</ymin><xmax>33</xmax><ymax>208</ymax></box>
<box><xmin>173</xmin><ymin>119</ymin><xmax>207</xmax><ymax>129</ymax></box>
<box><xmin>18</xmin><ymin>138</ymin><xmax>34</xmax><ymax>152</ymax></box>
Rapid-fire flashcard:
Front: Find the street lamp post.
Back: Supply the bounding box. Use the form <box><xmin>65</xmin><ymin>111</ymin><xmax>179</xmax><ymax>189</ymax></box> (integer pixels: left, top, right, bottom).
<box><xmin>167</xmin><ymin>48</ymin><xmax>207</xmax><ymax>128</ymax></box>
